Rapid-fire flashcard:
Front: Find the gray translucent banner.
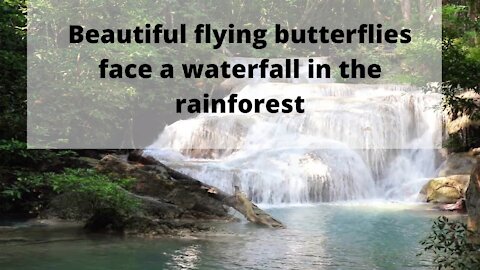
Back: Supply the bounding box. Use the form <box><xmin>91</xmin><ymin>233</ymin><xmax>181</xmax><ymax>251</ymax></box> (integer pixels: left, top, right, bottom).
<box><xmin>28</xmin><ymin>0</ymin><xmax>442</xmax><ymax>149</ymax></box>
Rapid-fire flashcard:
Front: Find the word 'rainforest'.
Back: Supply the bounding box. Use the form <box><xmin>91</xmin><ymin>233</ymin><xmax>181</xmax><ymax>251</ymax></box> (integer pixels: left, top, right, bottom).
<box><xmin>177</xmin><ymin>93</ymin><xmax>305</xmax><ymax>114</ymax></box>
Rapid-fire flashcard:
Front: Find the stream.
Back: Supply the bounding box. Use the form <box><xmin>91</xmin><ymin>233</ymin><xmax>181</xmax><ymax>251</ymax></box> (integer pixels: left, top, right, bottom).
<box><xmin>0</xmin><ymin>204</ymin><xmax>460</xmax><ymax>270</ymax></box>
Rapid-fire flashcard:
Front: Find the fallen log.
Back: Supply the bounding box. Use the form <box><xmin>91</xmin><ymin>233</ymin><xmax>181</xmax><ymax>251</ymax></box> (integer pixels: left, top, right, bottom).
<box><xmin>97</xmin><ymin>151</ymin><xmax>284</xmax><ymax>228</ymax></box>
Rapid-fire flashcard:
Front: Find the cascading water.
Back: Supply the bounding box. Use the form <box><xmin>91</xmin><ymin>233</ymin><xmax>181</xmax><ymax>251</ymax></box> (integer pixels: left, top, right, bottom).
<box><xmin>146</xmin><ymin>58</ymin><xmax>443</xmax><ymax>204</ymax></box>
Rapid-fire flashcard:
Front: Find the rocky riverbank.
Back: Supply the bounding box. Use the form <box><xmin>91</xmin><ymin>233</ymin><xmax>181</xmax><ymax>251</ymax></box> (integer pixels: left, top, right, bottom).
<box><xmin>419</xmin><ymin>150</ymin><xmax>479</xmax><ymax>211</ymax></box>
<box><xmin>0</xmin><ymin>150</ymin><xmax>283</xmax><ymax>237</ymax></box>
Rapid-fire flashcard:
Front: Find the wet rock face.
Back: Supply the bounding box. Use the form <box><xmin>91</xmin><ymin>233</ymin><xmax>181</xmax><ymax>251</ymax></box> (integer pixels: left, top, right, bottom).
<box><xmin>73</xmin><ymin>154</ymin><xmax>235</xmax><ymax>235</ymax></box>
<box><xmin>84</xmin><ymin>208</ymin><xmax>125</xmax><ymax>232</ymax></box>
<box><xmin>96</xmin><ymin>155</ymin><xmax>230</xmax><ymax>220</ymax></box>
<box><xmin>96</xmin><ymin>153</ymin><xmax>284</xmax><ymax>230</ymax></box>
<box><xmin>122</xmin><ymin>217</ymin><xmax>212</xmax><ymax>236</ymax></box>
<box><xmin>85</xmin><ymin>213</ymin><xmax>212</xmax><ymax>236</ymax></box>
<box><xmin>438</xmin><ymin>153</ymin><xmax>477</xmax><ymax>177</ymax></box>
<box><xmin>419</xmin><ymin>152</ymin><xmax>478</xmax><ymax>205</ymax></box>
<box><xmin>420</xmin><ymin>175</ymin><xmax>470</xmax><ymax>203</ymax></box>
<box><xmin>466</xmin><ymin>161</ymin><xmax>480</xmax><ymax>242</ymax></box>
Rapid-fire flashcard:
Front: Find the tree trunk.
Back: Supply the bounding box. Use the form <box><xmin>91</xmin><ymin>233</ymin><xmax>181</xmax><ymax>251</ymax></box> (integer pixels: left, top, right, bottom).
<box><xmin>400</xmin><ymin>0</ymin><xmax>411</xmax><ymax>23</ymax></box>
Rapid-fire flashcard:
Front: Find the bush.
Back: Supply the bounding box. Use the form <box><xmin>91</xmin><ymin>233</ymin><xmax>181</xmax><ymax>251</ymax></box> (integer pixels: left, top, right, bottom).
<box><xmin>0</xmin><ymin>139</ymin><xmax>77</xmax><ymax>168</ymax></box>
<box><xmin>0</xmin><ymin>0</ymin><xmax>26</xmax><ymax>141</ymax></box>
<box><xmin>0</xmin><ymin>168</ymin><xmax>139</xmax><ymax>219</ymax></box>
<box><xmin>0</xmin><ymin>171</ymin><xmax>51</xmax><ymax>215</ymax></box>
<box><xmin>47</xmin><ymin>168</ymin><xmax>139</xmax><ymax>219</ymax></box>
<box><xmin>396</xmin><ymin>34</ymin><xmax>442</xmax><ymax>84</ymax></box>
<box><xmin>419</xmin><ymin>216</ymin><xmax>480</xmax><ymax>270</ymax></box>
<box><xmin>441</xmin><ymin>4</ymin><xmax>480</xmax><ymax>152</ymax></box>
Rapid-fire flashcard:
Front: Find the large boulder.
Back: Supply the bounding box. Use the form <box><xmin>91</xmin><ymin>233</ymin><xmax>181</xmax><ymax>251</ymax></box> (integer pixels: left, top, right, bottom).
<box><xmin>96</xmin><ymin>155</ymin><xmax>230</xmax><ymax>220</ymax></box>
<box><xmin>420</xmin><ymin>175</ymin><xmax>470</xmax><ymax>203</ymax></box>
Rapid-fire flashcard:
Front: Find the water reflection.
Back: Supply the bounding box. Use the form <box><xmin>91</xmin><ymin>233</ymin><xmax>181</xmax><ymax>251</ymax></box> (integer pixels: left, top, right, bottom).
<box><xmin>167</xmin><ymin>244</ymin><xmax>201</xmax><ymax>270</ymax></box>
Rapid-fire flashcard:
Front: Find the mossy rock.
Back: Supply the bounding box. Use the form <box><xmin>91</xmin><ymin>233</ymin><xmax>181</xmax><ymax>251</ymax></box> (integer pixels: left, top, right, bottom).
<box><xmin>420</xmin><ymin>175</ymin><xmax>470</xmax><ymax>203</ymax></box>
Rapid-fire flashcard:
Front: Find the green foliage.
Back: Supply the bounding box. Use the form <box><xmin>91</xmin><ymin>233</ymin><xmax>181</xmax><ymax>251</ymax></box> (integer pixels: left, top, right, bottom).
<box><xmin>0</xmin><ymin>0</ymin><xmax>27</xmax><ymax>141</ymax></box>
<box><xmin>419</xmin><ymin>216</ymin><xmax>480</xmax><ymax>270</ymax></box>
<box><xmin>396</xmin><ymin>34</ymin><xmax>442</xmax><ymax>84</ymax></box>
<box><xmin>0</xmin><ymin>168</ymin><xmax>139</xmax><ymax>218</ymax></box>
<box><xmin>0</xmin><ymin>170</ymin><xmax>51</xmax><ymax>215</ymax></box>
<box><xmin>442</xmin><ymin>4</ymin><xmax>480</xmax><ymax>152</ymax></box>
<box><xmin>442</xmin><ymin>4</ymin><xmax>480</xmax><ymax>89</ymax></box>
<box><xmin>1</xmin><ymin>172</ymin><xmax>45</xmax><ymax>201</ymax></box>
<box><xmin>0</xmin><ymin>139</ymin><xmax>77</xmax><ymax>168</ymax></box>
<box><xmin>47</xmin><ymin>169</ymin><xmax>139</xmax><ymax>218</ymax></box>
<box><xmin>443</xmin><ymin>133</ymin><xmax>470</xmax><ymax>152</ymax></box>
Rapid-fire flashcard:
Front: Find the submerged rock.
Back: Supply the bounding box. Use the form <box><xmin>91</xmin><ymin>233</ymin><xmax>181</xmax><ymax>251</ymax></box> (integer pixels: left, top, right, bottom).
<box><xmin>437</xmin><ymin>198</ymin><xmax>466</xmax><ymax>212</ymax></box>
<box><xmin>420</xmin><ymin>175</ymin><xmax>470</xmax><ymax>203</ymax></box>
<box><xmin>123</xmin><ymin>216</ymin><xmax>211</xmax><ymax>236</ymax></box>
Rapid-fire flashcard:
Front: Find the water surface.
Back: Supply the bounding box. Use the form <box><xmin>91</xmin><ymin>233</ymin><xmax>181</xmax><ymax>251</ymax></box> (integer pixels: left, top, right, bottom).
<box><xmin>0</xmin><ymin>204</ymin><xmax>457</xmax><ymax>270</ymax></box>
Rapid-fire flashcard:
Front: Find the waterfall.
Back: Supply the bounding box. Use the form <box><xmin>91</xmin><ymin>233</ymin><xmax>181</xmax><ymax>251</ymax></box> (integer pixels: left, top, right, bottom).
<box><xmin>146</xmin><ymin>60</ymin><xmax>443</xmax><ymax>204</ymax></box>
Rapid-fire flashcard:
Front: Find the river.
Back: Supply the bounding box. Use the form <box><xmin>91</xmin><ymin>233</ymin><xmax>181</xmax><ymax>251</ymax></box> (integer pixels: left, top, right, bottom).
<box><xmin>1</xmin><ymin>203</ymin><xmax>460</xmax><ymax>270</ymax></box>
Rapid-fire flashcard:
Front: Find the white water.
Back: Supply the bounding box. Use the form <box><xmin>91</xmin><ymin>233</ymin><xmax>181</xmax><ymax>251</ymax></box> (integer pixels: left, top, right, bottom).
<box><xmin>147</xmin><ymin>60</ymin><xmax>443</xmax><ymax>204</ymax></box>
